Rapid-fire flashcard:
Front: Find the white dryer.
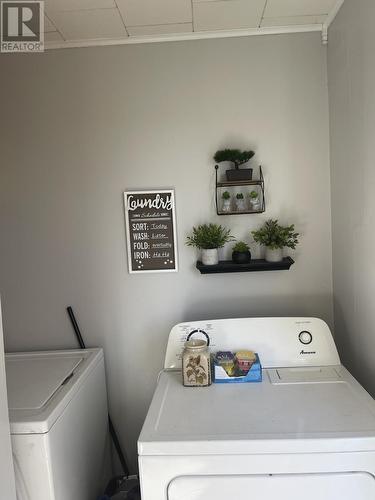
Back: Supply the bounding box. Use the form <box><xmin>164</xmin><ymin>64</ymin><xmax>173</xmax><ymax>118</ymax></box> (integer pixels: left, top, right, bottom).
<box><xmin>6</xmin><ymin>348</ymin><xmax>110</xmax><ymax>500</ymax></box>
<box><xmin>138</xmin><ymin>318</ymin><xmax>375</xmax><ymax>500</ymax></box>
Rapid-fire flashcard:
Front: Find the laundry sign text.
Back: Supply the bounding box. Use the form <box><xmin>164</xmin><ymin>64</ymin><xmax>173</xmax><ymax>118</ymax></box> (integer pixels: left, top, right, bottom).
<box><xmin>124</xmin><ymin>190</ymin><xmax>178</xmax><ymax>273</ymax></box>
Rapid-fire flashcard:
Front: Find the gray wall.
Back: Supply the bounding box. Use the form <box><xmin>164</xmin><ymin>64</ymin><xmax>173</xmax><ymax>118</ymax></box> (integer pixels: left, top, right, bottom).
<box><xmin>0</xmin><ymin>33</ymin><xmax>332</xmax><ymax>469</ymax></box>
<box><xmin>328</xmin><ymin>0</ymin><xmax>375</xmax><ymax>396</ymax></box>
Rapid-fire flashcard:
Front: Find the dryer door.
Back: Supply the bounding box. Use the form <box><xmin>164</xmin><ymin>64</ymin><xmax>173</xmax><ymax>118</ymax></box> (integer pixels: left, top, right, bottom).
<box><xmin>168</xmin><ymin>472</ymin><xmax>375</xmax><ymax>500</ymax></box>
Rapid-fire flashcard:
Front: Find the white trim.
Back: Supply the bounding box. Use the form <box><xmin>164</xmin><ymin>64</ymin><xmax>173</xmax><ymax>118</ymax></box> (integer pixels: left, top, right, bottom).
<box><xmin>45</xmin><ymin>24</ymin><xmax>322</xmax><ymax>50</ymax></box>
<box><xmin>124</xmin><ymin>189</ymin><xmax>178</xmax><ymax>274</ymax></box>
<box><xmin>322</xmin><ymin>0</ymin><xmax>345</xmax><ymax>44</ymax></box>
<box><xmin>0</xmin><ymin>298</ymin><xmax>16</xmax><ymax>500</ymax></box>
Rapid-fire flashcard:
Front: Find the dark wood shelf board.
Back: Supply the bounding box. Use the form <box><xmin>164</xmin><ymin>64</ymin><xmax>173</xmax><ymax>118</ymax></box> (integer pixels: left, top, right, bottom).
<box><xmin>217</xmin><ymin>209</ymin><xmax>265</xmax><ymax>216</ymax></box>
<box><xmin>196</xmin><ymin>257</ymin><xmax>295</xmax><ymax>274</ymax></box>
<box><xmin>217</xmin><ymin>179</ymin><xmax>263</xmax><ymax>187</ymax></box>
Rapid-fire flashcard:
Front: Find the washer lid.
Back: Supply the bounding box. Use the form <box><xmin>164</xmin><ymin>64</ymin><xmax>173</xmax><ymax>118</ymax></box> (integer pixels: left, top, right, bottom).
<box><xmin>6</xmin><ymin>354</ymin><xmax>83</xmax><ymax>411</ymax></box>
<box><xmin>5</xmin><ymin>348</ymin><xmax>103</xmax><ymax>435</ymax></box>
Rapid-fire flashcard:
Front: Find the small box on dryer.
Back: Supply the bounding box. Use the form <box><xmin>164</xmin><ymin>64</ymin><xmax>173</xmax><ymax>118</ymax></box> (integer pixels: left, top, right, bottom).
<box><xmin>213</xmin><ymin>352</ymin><xmax>262</xmax><ymax>384</ymax></box>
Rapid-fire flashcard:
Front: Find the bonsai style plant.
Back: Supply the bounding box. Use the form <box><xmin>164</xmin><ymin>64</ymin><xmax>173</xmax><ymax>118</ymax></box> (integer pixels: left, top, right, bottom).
<box><xmin>251</xmin><ymin>219</ymin><xmax>299</xmax><ymax>263</ymax></box>
<box><xmin>186</xmin><ymin>223</ymin><xmax>234</xmax><ymax>265</ymax></box>
<box><xmin>221</xmin><ymin>191</ymin><xmax>231</xmax><ymax>213</ymax></box>
<box><xmin>236</xmin><ymin>193</ymin><xmax>245</xmax><ymax>211</ymax></box>
<box><xmin>232</xmin><ymin>241</ymin><xmax>251</xmax><ymax>264</ymax></box>
<box><xmin>248</xmin><ymin>190</ymin><xmax>260</xmax><ymax>211</ymax></box>
<box><xmin>214</xmin><ymin>148</ymin><xmax>255</xmax><ymax>181</ymax></box>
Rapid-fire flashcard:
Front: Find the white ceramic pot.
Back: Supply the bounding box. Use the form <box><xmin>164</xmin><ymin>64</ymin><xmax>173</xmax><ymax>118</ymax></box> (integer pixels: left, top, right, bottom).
<box><xmin>236</xmin><ymin>199</ymin><xmax>246</xmax><ymax>211</ymax></box>
<box><xmin>265</xmin><ymin>247</ymin><xmax>283</xmax><ymax>263</ymax></box>
<box><xmin>251</xmin><ymin>199</ymin><xmax>260</xmax><ymax>211</ymax></box>
<box><xmin>201</xmin><ymin>248</ymin><xmax>219</xmax><ymax>266</ymax></box>
<box><xmin>222</xmin><ymin>199</ymin><xmax>231</xmax><ymax>213</ymax></box>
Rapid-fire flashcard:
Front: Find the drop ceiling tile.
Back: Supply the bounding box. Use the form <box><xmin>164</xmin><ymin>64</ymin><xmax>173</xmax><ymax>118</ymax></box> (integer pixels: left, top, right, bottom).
<box><xmin>116</xmin><ymin>0</ymin><xmax>191</xmax><ymax>26</ymax></box>
<box><xmin>261</xmin><ymin>15</ymin><xmax>326</xmax><ymax>27</ymax></box>
<box><xmin>127</xmin><ymin>23</ymin><xmax>192</xmax><ymax>36</ymax></box>
<box><xmin>44</xmin><ymin>15</ymin><xmax>56</xmax><ymax>32</ymax></box>
<box><xmin>45</xmin><ymin>31</ymin><xmax>64</xmax><ymax>42</ymax></box>
<box><xmin>193</xmin><ymin>0</ymin><xmax>265</xmax><ymax>31</ymax></box>
<box><xmin>50</xmin><ymin>8</ymin><xmax>127</xmax><ymax>40</ymax></box>
<box><xmin>264</xmin><ymin>0</ymin><xmax>337</xmax><ymax>18</ymax></box>
<box><xmin>44</xmin><ymin>0</ymin><xmax>115</xmax><ymax>12</ymax></box>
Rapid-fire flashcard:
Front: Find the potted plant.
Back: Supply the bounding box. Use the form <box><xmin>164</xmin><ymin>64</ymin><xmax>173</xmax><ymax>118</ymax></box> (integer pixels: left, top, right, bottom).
<box><xmin>248</xmin><ymin>190</ymin><xmax>260</xmax><ymax>211</ymax></box>
<box><xmin>251</xmin><ymin>219</ymin><xmax>299</xmax><ymax>263</ymax></box>
<box><xmin>186</xmin><ymin>223</ymin><xmax>234</xmax><ymax>265</ymax></box>
<box><xmin>214</xmin><ymin>148</ymin><xmax>255</xmax><ymax>181</ymax></box>
<box><xmin>222</xmin><ymin>191</ymin><xmax>231</xmax><ymax>213</ymax></box>
<box><xmin>232</xmin><ymin>241</ymin><xmax>251</xmax><ymax>264</ymax></box>
<box><xmin>236</xmin><ymin>193</ymin><xmax>245</xmax><ymax>211</ymax></box>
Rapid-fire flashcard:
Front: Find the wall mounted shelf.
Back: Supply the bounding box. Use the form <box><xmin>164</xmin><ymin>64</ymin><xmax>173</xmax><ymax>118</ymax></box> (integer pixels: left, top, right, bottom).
<box><xmin>196</xmin><ymin>257</ymin><xmax>294</xmax><ymax>274</ymax></box>
<box><xmin>215</xmin><ymin>165</ymin><xmax>265</xmax><ymax>216</ymax></box>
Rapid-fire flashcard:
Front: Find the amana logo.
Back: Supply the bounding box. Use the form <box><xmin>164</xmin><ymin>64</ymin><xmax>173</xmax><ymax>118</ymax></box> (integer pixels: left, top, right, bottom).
<box><xmin>300</xmin><ymin>349</ymin><xmax>316</xmax><ymax>355</ymax></box>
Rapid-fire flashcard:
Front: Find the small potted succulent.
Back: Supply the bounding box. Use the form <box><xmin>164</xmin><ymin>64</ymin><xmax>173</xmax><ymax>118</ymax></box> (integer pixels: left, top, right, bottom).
<box><xmin>232</xmin><ymin>241</ymin><xmax>251</xmax><ymax>264</ymax></box>
<box><xmin>251</xmin><ymin>219</ymin><xmax>299</xmax><ymax>263</ymax></box>
<box><xmin>214</xmin><ymin>148</ymin><xmax>255</xmax><ymax>181</ymax></box>
<box><xmin>248</xmin><ymin>190</ymin><xmax>260</xmax><ymax>211</ymax></box>
<box><xmin>221</xmin><ymin>191</ymin><xmax>231</xmax><ymax>213</ymax></box>
<box><xmin>236</xmin><ymin>193</ymin><xmax>246</xmax><ymax>211</ymax></box>
<box><xmin>186</xmin><ymin>223</ymin><xmax>234</xmax><ymax>265</ymax></box>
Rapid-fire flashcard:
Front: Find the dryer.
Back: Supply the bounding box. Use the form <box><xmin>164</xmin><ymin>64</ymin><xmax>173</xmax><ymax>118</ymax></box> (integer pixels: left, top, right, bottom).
<box><xmin>138</xmin><ymin>317</ymin><xmax>375</xmax><ymax>500</ymax></box>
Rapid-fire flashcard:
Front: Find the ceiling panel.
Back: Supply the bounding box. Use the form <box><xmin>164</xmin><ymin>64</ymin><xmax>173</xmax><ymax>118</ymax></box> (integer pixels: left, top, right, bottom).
<box><xmin>44</xmin><ymin>0</ymin><xmax>115</xmax><ymax>12</ymax></box>
<box><xmin>42</xmin><ymin>0</ymin><xmax>344</xmax><ymax>48</ymax></box>
<box><xmin>261</xmin><ymin>15</ymin><xmax>326</xmax><ymax>27</ymax></box>
<box><xmin>45</xmin><ymin>31</ymin><xmax>64</xmax><ymax>42</ymax></box>
<box><xmin>264</xmin><ymin>0</ymin><xmax>337</xmax><ymax>18</ymax></box>
<box><xmin>44</xmin><ymin>15</ymin><xmax>56</xmax><ymax>32</ymax></box>
<box><xmin>50</xmin><ymin>8</ymin><xmax>127</xmax><ymax>40</ymax></box>
<box><xmin>193</xmin><ymin>0</ymin><xmax>266</xmax><ymax>31</ymax></box>
<box><xmin>127</xmin><ymin>23</ymin><xmax>192</xmax><ymax>37</ymax></box>
<box><xmin>117</xmin><ymin>0</ymin><xmax>192</xmax><ymax>26</ymax></box>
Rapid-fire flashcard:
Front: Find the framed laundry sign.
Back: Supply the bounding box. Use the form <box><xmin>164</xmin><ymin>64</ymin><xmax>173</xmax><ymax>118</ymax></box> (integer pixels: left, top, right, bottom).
<box><xmin>124</xmin><ymin>190</ymin><xmax>178</xmax><ymax>273</ymax></box>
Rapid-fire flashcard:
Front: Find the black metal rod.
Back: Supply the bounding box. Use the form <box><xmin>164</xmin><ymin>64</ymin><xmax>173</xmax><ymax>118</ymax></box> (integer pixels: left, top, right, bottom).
<box><xmin>215</xmin><ymin>164</ymin><xmax>219</xmax><ymax>215</ymax></box>
<box><xmin>66</xmin><ymin>306</ymin><xmax>130</xmax><ymax>478</ymax></box>
<box><xmin>66</xmin><ymin>306</ymin><xmax>85</xmax><ymax>349</ymax></box>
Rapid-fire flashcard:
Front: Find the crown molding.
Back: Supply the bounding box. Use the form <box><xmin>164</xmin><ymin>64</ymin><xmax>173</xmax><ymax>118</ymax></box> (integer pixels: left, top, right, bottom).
<box><xmin>45</xmin><ymin>24</ymin><xmax>322</xmax><ymax>51</ymax></box>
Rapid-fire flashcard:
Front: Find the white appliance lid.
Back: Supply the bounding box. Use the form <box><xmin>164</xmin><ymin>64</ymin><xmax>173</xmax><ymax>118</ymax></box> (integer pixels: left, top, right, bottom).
<box><xmin>138</xmin><ymin>367</ymin><xmax>375</xmax><ymax>456</ymax></box>
<box><xmin>5</xmin><ymin>349</ymin><xmax>103</xmax><ymax>435</ymax></box>
<box><xmin>6</xmin><ymin>354</ymin><xmax>83</xmax><ymax>411</ymax></box>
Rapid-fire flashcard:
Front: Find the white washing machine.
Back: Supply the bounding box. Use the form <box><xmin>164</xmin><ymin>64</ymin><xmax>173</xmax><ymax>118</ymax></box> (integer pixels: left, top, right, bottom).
<box><xmin>6</xmin><ymin>348</ymin><xmax>110</xmax><ymax>500</ymax></box>
<box><xmin>138</xmin><ymin>318</ymin><xmax>375</xmax><ymax>500</ymax></box>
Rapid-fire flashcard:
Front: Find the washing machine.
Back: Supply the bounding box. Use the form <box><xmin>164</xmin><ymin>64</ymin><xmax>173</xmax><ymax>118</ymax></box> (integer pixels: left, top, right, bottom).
<box><xmin>6</xmin><ymin>348</ymin><xmax>110</xmax><ymax>500</ymax></box>
<box><xmin>138</xmin><ymin>317</ymin><xmax>375</xmax><ymax>500</ymax></box>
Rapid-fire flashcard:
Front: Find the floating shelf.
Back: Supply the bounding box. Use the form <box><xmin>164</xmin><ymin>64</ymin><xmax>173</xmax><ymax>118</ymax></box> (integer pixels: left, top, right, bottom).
<box><xmin>215</xmin><ymin>165</ymin><xmax>266</xmax><ymax>215</ymax></box>
<box><xmin>217</xmin><ymin>179</ymin><xmax>263</xmax><ymax>187</ymax></box>
<box><xmin>217</xmin><ymin>209</ymin><xmax>263</xmax><ymax>216</ymax></box>
<box><xmin>196</xmin><ymin>257</ymin><xmax>294</xmax><ymax>274</ymax></box>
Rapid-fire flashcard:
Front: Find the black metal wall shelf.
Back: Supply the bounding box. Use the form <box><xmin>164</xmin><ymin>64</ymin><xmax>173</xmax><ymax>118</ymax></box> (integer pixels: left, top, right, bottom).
<box><xmin>215</xmin><ymin>165</ymin><xmax>265</xmax><ymax>215</ymax></box>
<box><xmin>196</xmin><ymin>257</ymin><xmax>294</xmax><ymax>274</ymax></box>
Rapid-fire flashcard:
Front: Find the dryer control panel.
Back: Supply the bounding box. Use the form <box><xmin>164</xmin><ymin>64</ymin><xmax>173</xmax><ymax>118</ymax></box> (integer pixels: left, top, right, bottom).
<box><xmin>164</xmin><ymin>317</ymin><xmax>340</xmax><ymax>369</ymax></box>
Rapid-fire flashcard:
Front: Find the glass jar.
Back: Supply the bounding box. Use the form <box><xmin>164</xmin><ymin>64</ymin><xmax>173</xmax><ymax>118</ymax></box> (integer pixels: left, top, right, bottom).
<box><xmin>182</xmin><ymin>339</ymin><xmax>211</xmax><ymax>387</ymax></box>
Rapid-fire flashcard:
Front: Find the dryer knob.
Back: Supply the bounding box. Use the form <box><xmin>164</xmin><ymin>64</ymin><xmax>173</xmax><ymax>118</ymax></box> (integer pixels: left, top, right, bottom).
<box><xmin>299</xmin><ymin>331</ymin><xmax>313</xmax><ymax>345</ymax></box>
